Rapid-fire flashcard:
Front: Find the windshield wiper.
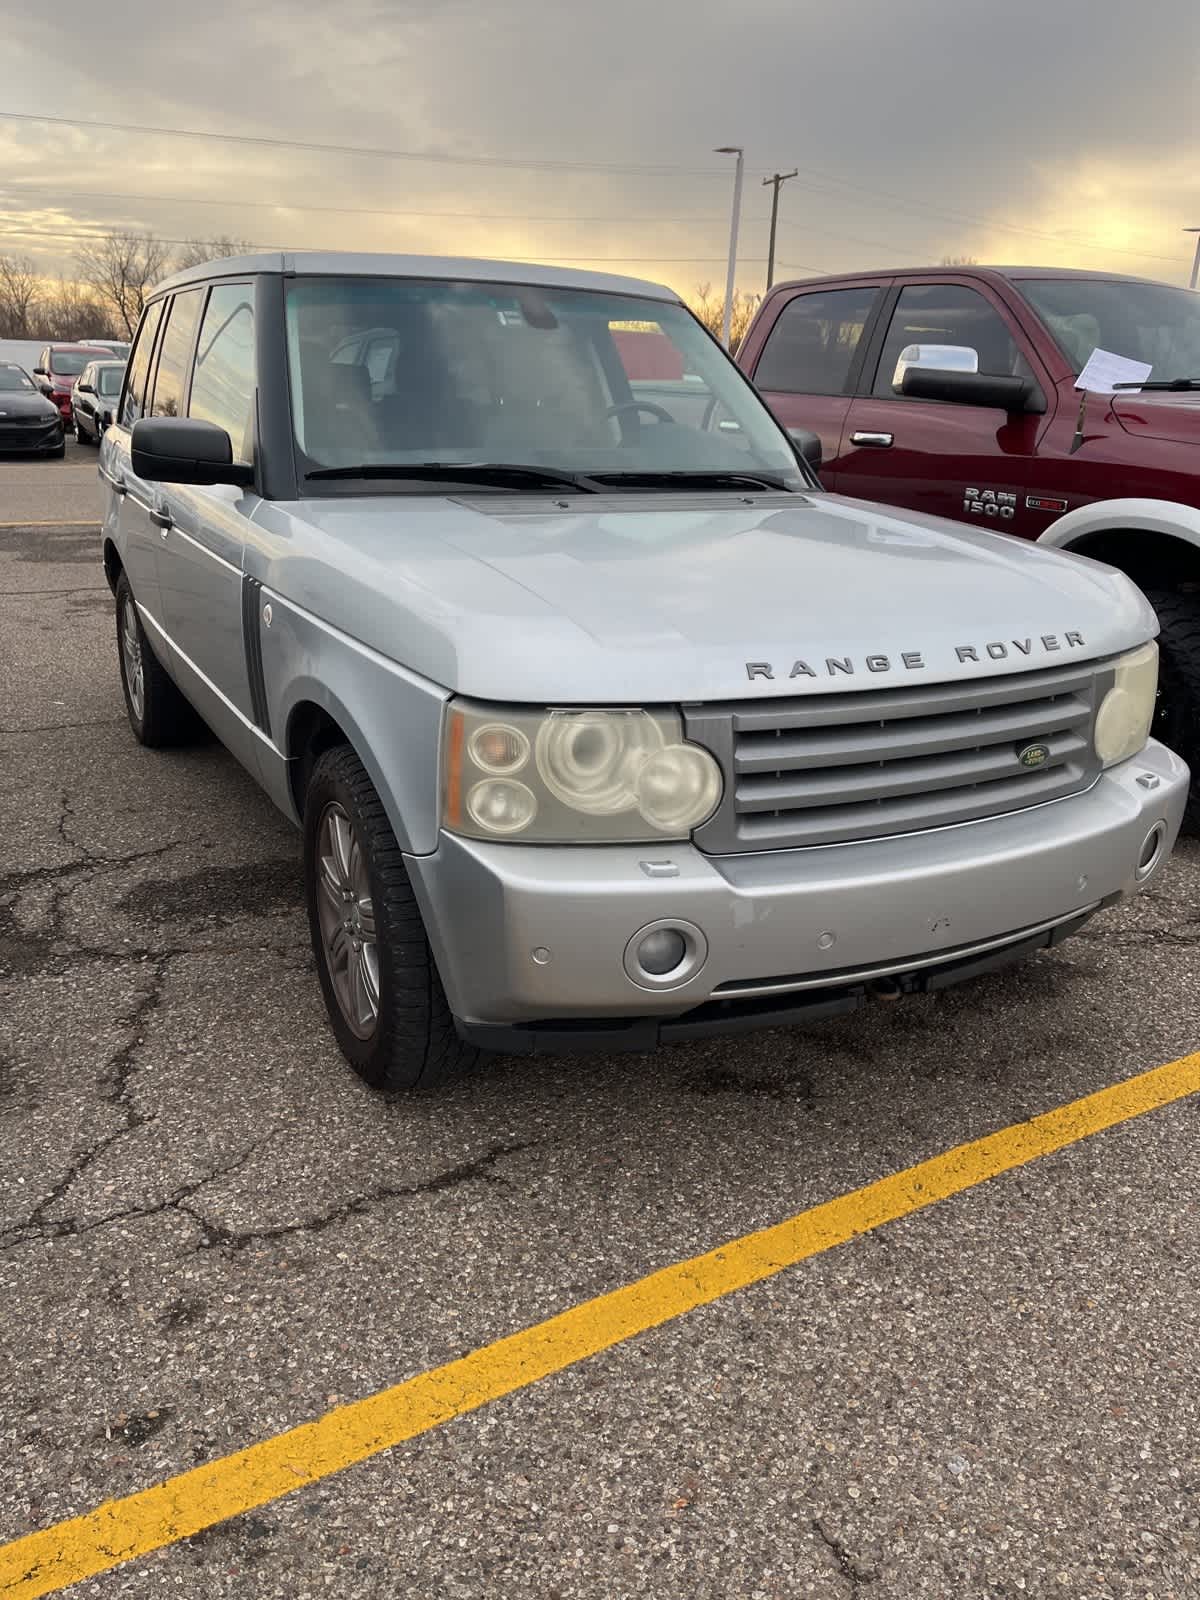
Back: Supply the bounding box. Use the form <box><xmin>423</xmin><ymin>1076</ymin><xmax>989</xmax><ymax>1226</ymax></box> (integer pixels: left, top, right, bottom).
<box><xmin>304</xmin><ymin>462</ymin><xmax>599</xmax><ymax>491</ymax></box>
<box><xmin>1112</xmin><ymin>378</ymin><xmax>1200</xmax><ymax>392</ymax></box>
<box><xmin>584</xmin><ymin>469</ymin><xmax>795</xmax><ymax>492</ymax></box>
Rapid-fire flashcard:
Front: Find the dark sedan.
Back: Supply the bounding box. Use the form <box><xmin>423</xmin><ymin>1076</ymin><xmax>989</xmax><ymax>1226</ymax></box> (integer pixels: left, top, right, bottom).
<box><xmin>71</xmin><ymin>359</ymin><xmax>126</xmax><ymax>445</ymax></box>
<box><xmin>0</xmin><ymin>363</ymin><xmax>65</xmax><ymax>457</ymax></box>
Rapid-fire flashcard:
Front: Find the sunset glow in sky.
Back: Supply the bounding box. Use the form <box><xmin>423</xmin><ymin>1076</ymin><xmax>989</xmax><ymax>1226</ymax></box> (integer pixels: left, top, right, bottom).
<box><xmin>2</xmin><ymin>0</ymin><xmax>1198</xmax><ymax>297</ymax></box>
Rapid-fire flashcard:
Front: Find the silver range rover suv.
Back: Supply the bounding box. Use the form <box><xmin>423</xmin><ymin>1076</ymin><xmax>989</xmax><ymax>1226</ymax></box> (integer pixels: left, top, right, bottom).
<box><xmin>98</xmin><ymin>252</ymin><xmax>1188</xmax><ymax>1090</ymax></box>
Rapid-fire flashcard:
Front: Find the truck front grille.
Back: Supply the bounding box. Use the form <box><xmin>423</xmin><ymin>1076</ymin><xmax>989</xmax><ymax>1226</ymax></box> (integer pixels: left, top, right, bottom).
<box><xmin>684</xmin><ymin>660</ymin><xmax>1111</xmax><ymax>854</ymax></box>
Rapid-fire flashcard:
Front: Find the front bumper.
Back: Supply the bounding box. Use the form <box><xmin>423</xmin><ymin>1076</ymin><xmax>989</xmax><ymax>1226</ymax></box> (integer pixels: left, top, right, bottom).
<box><xmin>0</xmin><ymin>420</ymin><xmax>63</xmax><ymax>453</ymax></box>
<box><xmin>406</xmin><ymin>740</ymin><xmax>1188</xmax><ymax>1050</ymax></box>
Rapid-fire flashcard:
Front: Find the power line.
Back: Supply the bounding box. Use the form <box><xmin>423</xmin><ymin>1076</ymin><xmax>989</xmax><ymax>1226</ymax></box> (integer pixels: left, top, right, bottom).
<box><xmin>0</xmin><ymin>183</ymin><xmax>766</xmax><ymax>227</ymax></box>
<box><xmin>0</xmin><ymin>109</ymin><xmax>727</xmax><ymax>179</ymax></box>
<box><xmin>0</xmin><ymin>222</ymin><xmax>825</xmax><ymax>268</ymax></box>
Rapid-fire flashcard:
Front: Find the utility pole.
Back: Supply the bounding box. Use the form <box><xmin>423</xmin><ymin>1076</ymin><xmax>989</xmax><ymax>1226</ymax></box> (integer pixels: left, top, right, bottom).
<box><xmin>1187</xmin><ymin>228</ymin><xmax>1200</xmax><ymax>291</ymax></box>
<box><xmin>762</xmin><ymin>169</ymin><xmax>799</xmax><ymax>290</ymax></box>
<box><xmin>714</xmin><ymin>146</ymin><xmax>745</xmax><ymax>348</ymax></box>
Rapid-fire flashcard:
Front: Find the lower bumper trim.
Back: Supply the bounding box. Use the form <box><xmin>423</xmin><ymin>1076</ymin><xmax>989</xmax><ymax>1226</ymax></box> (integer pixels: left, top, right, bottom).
<box><xmin>456</xmin><ymin>904</ymin><xmax>1102</xmax><ymax>1056</ymax></box>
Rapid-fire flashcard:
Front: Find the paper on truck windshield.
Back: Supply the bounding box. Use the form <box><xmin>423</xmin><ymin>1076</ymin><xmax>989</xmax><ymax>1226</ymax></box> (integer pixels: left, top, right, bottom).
<box><xmin>1075</xmin><ymin>348</ymin><xmax>1153</xmax><ymax>395</ymax></box>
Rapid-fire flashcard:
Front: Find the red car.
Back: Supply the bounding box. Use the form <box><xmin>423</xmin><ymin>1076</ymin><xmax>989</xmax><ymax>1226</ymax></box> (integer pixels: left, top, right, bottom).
<box><xmin>737</xmin><ymin>266</ymin><xmax>1200</xmax><ymax>827</ymax></box>
<box><xmin>32</xmin><ymin>343</ymin><xmax>112</xmax><ymax>423</ymax></box>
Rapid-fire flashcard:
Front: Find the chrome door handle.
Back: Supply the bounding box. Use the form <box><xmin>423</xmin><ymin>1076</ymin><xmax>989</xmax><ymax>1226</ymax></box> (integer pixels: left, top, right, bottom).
<box><xmin>103</xmin><ymin>469</ymin><xmax>126</xmax><ymax>496</ymax></box>
<box><xmin>150</xmin><ymin>508</ymin><xmax>172</xmax><ymax>534</ymax></box>
<box><xmin>850</xmin><ymin>431</ymin><xmax>894</xmax><ymax>448</ymax></box>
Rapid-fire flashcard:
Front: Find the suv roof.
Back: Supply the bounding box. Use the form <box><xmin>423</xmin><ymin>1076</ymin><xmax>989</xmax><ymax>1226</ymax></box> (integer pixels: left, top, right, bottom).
<box><xmin>768</xmin><ymin>264</ymin><xmax>1172</xmax><ymax>294</ymax></box>
<box><xmin>151</xmin><ymin>250</ymin><xmax>679</xmax><ymax>304</ymax></box>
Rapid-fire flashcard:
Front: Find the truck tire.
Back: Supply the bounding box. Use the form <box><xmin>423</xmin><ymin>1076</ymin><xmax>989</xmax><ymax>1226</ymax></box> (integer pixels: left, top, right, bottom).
<box><xmin>303</xmin><ymin>743</ymin><xmax>479</xmax><ymax>1091</ymax></box>
<box><xmin>1144</xmin><ymin>588</ymin><xmax>1200</xmax><ymax>835</ymax></box>
<box><xmin>114</xmin><ymin>573</ymin><xmax>198</xmax><ymax>747</ymax></box>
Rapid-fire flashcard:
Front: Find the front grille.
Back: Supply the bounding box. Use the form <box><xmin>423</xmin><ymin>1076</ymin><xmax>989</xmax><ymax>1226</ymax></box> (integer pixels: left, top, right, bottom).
<box><xmin>685</xmin><ymin>659</ymin><xmax>1111</xmax><ymax>854</ymax></box>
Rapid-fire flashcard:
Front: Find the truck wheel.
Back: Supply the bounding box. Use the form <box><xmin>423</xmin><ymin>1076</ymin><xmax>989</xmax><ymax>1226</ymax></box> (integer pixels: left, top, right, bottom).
<box><xmin>1145</xmin><ymin>588</ymin><xmax>1200</xmax><ymax>834</ymax></box>
<box><xmin>114</xmin><ymin>573</ymin><xmax>197</xmax><ymax>747</ymax></box>
<box><xmin>303</xmin><ymin>744</ymin><xmax>479</xmax><ymax>1091</ymax></box>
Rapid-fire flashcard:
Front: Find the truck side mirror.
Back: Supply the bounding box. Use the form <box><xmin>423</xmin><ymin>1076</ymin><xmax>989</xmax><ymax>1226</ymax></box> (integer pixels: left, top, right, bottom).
<box><xmin>788</xmin><ymin>427</ymin><xmax>823</xmax><ymax>473</ymax></box>
<box><xmin>900</xmin><ymin>367</ymin><xmax>1046</xmax><ymax>415</ymax></box>
<box><xmin>892</xmin><ymin>343</ymin><xmax>978</xmax><ymax>392</ymax></box>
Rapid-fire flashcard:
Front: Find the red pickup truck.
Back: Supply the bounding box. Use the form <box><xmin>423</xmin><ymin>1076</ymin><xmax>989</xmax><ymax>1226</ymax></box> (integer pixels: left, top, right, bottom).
<box><xmin>736</xmin><ymin>266</ymin><xmax>1200</xmax><ymax>827</ymax></box>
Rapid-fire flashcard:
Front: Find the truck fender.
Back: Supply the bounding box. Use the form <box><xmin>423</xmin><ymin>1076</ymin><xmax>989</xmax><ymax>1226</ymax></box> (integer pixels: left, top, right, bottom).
<box><xmin>1038</xmin><ymin>498</ymin><xmax>1200</xmax><ymax>558</ymax></box>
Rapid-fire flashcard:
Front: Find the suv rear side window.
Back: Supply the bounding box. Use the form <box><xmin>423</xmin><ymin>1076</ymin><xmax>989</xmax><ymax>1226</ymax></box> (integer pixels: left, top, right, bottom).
<box><xmin>120</xmin><ymin>300</ymin><xmax>164</xmax><ymax>426</ymax></box>
<box><xmin>871</xmin><ymin>283</ymin><xmax>1030</xmax><ymax>397</ymax></box>
<box><xmin>188</xmin><ymin>283</ymin><xmax>256</xmax><ymax>462</ymax></box>
<box><xmin>753</xmin><ymin>287</ymin><xmax>879</xmax><ymax>395</ymax></box>
<box><xmin>148</xmin><ymin>289</ymin><xmax>204</xmax><ymax>418</ymax></box>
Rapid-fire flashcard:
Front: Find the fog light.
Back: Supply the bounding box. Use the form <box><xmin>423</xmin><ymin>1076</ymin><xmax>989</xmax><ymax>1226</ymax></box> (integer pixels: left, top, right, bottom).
<box><xmin>1135</xmin><ymin>820</ymin><xmax>1166</xmax><ymax>881</ymax></box>
<box><xmin>623</xmin><ymin>919</ymin><xmax>708</xmax><ymax>990</ymax></box>
<box><xmin>637</xmin><ymin>927</ymin><xmax>687</xmax><ymax>975</ymax></box>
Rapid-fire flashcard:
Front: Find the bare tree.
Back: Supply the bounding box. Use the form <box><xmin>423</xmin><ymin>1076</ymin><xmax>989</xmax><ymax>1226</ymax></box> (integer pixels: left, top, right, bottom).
<box><xmin>173</xmin><ymin>235</ymin><xmax>253</xmax><ymax>271</ymax></box>
<box><xmin>75</xmin><ymin>231</ymin><xmax>173</xmax><ymax>337</ymax></box>
<box><xmin>31</xmin><ymin>276</ymin><xmax>119</xmax><ymax>341</ymax></box>
<box><xmin>940</xmin><ymin>255</ymin><xmax>980</xmax><ymax>266</ymax></box>
<box><xmin>0</xmin><ymin>254</ymin><xmax>42</xmax><ymax>338</ymax></box>
<box><xmin>690</xmin><ymin>283</ymin><xmax>761</xmax><ymax>353</ymax></box>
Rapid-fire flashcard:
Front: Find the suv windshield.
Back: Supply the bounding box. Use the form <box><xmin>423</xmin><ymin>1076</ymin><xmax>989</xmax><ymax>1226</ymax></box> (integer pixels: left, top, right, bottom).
<box><xmin>49</xmin><ymin>351</ymin><xmax>91</xmax><ymax>376</ymax></box>
<box><xmin>285</xmin><ymin>276</ymin><xmax>803</xmax><ymax>489</ymax></box>
<box><xmin>0</xmin><ymin>366</ymin><xmax>34</xmax><ymax>392</ymax></box>
<box><xmin>1021</xmin><ymin>278</ymin><xmax>1200</xmax><ymax>381</ymax></box>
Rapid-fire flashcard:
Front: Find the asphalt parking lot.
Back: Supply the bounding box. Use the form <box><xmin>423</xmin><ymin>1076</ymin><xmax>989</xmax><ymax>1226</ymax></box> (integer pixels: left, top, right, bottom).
<box><xmin>2</xmin><ymin>443</ymin><xmax>1199</xmax><ymax>1598</ymax></box>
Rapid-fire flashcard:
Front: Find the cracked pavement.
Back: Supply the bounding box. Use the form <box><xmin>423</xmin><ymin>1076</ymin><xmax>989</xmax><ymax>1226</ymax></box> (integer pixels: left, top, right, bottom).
<box><xmin>1</xmin><ymin>491</ymin><xmax>1199</xmax><ymax>1598</ymax></box>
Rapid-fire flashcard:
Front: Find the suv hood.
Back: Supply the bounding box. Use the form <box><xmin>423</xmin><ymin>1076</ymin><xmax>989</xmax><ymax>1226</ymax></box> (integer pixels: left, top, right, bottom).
<box><xmin>253</xmin><ymin>491</ymin><xmax>1156</xmax><ymax>702</ymax></box>
<box><xmin>1110</xmin><ymin>393</ymin><xmax>1200</xmax><ymax>446</ymax></box>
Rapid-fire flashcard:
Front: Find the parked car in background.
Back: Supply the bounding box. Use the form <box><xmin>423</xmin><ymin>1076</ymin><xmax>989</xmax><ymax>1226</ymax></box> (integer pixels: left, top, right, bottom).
<box><xmin>98</xmin><ymin>251</ymin><xmax>1186</xmax><ymax>1092</ymax></box>
<box><xmin>32</xmin><ymin>344</ymin><xmax>108</xmax><ymax>425</ymax></box>
<box><xmin>71</xmin><ymin>359</ymin><xmax>127</xmax><ymax>444</ymax></box>
<box><xmin>737</xmin><ymin>266</ymin><xmax>1200</xmax><ymax>828</ymax></box>
<box><xmin>0</xmin><ymin>361</ymin><xmax>65</xmax><ymax>457</ymax></box>
<box><xmin>78</xmin><ymin>339</ymin><xmax>132</xmax><ymax>359</ymax></box>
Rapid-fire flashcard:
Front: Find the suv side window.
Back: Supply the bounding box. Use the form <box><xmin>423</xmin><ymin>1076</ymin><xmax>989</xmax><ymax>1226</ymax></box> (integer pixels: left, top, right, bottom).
<box><xmin>871</xmin><ymin>283</ymin><xmax>1030</xmax><ymax>398</ymax></box>
<box><xmin>753</xmin><ymin>287</ymin><xmax>879</xmax><ymax>395</ymax></box>
<box><xmin>148</xmin><ymin>288</ymin><xmax>205</xmax><ymax>418</ymax></box>
<box><xmin>188</xmin><ymin>283</ymin><xmax>256</xmax><ymax>462</ymax></box>
<box><xmin>120</xmin><ymin>300</ymin><xmax>164</xmax><ymax>427</ymax></box>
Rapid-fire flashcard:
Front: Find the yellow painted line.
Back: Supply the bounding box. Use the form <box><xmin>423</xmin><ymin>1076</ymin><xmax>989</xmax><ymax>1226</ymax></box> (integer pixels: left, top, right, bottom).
<box><xmin>2</xmin><ymin>1049</ymin><xmax>1198</xmax><ymax>1598</ymax></box>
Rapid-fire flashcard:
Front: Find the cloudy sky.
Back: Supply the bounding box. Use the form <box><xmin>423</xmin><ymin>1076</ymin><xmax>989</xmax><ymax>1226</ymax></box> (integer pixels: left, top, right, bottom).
<box><xmin>2</xmin><ymin>0</ymin><xmax>1198</xmax><ymax>298</ymax></box>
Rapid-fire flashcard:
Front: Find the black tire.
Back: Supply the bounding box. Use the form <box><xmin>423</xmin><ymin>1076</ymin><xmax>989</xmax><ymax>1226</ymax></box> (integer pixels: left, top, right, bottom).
<box><xmin>1144</xmin><ymin>587</ymin><xmax>1200</xmax><ymax>834</ymax></box>
<box><xmin>114</xmin><ymin>572</ymin><xmax>197</xmax><ymax>747</ymax></box>
<box><xmin>303</xmin><ymin>743</ymin><xmax>478</xmax><ymax>1091</ymax></box>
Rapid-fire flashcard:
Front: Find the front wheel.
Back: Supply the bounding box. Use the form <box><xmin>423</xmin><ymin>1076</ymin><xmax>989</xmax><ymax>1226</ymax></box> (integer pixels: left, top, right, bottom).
<box><xmin>1145</xmin><ymin>588</ymin><xmax>1200</xmax><ymax>834</ymax></box>
<box><xmin>303</xmin><ymin>744</ymin><xmax>478</xmax><ymax>1090</ymax></box>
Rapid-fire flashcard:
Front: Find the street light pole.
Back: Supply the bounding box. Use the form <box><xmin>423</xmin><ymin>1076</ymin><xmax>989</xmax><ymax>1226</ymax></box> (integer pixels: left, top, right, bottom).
<box><xmin>762</xmin><ymin>169</ymin><xmax>798</xmax><ymax>290</ymax></box>
<box><xmin>715</xmin><ymin>146</ymin><xmax>744</xmax><ymax>348</ymax></box>
<box><xmin>1186</xmin><ymin>228</ymin><xmax>1200</xmax><ymax>291</ymax></box>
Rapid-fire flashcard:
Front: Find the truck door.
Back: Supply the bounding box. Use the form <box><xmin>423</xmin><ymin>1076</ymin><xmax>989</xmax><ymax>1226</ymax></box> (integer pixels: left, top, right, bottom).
<box><xmin>836</xmin><ymin>279</ymin><xmax>1053</xmax><ymax>536</ymax></box>
<box><xmin>744</xmin><ymin>283</ymin><xmax>886</xmax><ymax>489</ymax></box>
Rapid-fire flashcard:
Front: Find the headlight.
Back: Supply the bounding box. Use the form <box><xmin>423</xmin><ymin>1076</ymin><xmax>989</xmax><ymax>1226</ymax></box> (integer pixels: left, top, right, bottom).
<box><xmin>1094</xmin><ymin>641</ymin><xmax>1158</xmax><ymax>767</ymax></box>
<box><xmin>443</xmin><ymin>701</ymin><xmax>722</xmax><ymax>842</ymax></box>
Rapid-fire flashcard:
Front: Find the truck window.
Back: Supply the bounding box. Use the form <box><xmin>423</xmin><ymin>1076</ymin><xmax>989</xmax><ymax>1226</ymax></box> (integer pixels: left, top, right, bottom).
<box><xmin>871</xmin><ymin>284</ymin><xmax>1029</xmax><ymax>398</ymax></box>
<box><xmin>753</xmin><ymin>287</ymin><xmax>878</xmax><ymax>395</ymax></box>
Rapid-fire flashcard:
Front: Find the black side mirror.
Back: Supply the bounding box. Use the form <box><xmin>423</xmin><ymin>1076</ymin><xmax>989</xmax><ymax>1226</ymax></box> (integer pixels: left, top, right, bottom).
<box><xmin>131</xmin><ymin>417</ymin><xmax>253</xmax><ymax>487</ymax></box>
<box><xmin>900</xmin><ymin>368</ymin><xmax>1046</xmax><ymax>415</ymax></box>
<box><xmin>33</xmin><ymin>366</ymin><xmax>47</xmax><ymax>376</ymax></box>
<box><xmin>77</xmin><ymin>382</ymin><xmax>95</xmax><ymax>394</ymax></box>
<box><xmin>788</xmin><ymin>426</ymin><xmax>823</xmax><ymax>473</ymax></box>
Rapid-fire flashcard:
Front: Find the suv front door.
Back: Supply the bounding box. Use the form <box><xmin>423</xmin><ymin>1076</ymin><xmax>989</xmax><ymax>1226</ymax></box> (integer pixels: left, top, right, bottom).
<box><xmin>107</xmin><ymin>299</ymin><xmax>167</xmax><ymax>623</ymax></box>
<box><xmin>836</xmin><ymin>278</ymin><xmax>1055</xmax><ymax>534</ymax></box>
